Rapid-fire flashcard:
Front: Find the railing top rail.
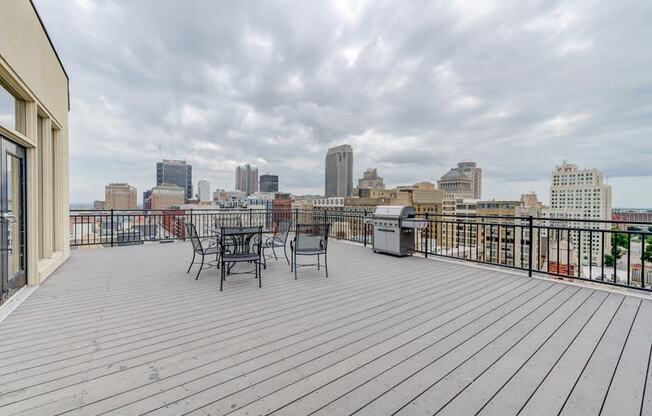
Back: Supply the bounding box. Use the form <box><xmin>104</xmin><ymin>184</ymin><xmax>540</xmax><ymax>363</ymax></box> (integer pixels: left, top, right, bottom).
<box><xmin>68</xmin><ymin>208</ymin><xmax>652</xmax><ymax>227</ymax></box>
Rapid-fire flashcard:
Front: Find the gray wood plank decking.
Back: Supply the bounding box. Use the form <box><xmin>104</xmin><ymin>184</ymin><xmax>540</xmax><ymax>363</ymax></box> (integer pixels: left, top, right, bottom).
<box><xmin>0</xmin><ymin>241</ymin><xmax>650</xmax><ymax>416</ymax></box>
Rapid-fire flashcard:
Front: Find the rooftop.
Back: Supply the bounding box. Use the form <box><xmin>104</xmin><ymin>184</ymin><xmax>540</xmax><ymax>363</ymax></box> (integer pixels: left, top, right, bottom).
<box><xmin>0</xmin><ymin>241</ymin><xmax>650</xmax><ymax>415</ymax></box>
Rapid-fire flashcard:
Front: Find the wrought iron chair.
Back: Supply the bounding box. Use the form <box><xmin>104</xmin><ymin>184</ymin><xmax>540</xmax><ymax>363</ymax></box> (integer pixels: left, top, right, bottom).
<box><xmin>264</xmin><ymin>219</ymin><xmax>292</xmax><ymax>265</ymax></box>
<box><xmin>185</xmin><ymin>222</ymin><xmax>219</xmax><ymax>280</ymax></box>
<box><xmin>218</xmin><ymin>226</ymin><xmax>263</xmax><ymax>291</ymax></box>
<box><xmin>290</xmin><ymin>223</ymin><xmax>330</xmax><ymax>279</ymax></box>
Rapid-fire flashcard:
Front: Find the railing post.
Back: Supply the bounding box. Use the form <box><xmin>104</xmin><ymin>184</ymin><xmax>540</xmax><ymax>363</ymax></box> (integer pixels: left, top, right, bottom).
<box><xmin>528</xmin><ymin>216</ymin><xmax>533</xmax><ymax>277</ymax></box>
<box><xmin>189</xmin><ymin>208</ymin><xmax>193</xmax><ymax>237</ymax></box>
<box><xmin>425</xmin><ymin>213</ymin><xmax>429</xmax><ymax>258</ymax></box>
<box><xmin>110</xmin><ymin>209</ymin><xmax>114</xmax><ymax>247</ymax></box>
<box><xmin>363</xmin><ymin>209</ymin><xmax>367</xmax><ymax>247</ymax></box>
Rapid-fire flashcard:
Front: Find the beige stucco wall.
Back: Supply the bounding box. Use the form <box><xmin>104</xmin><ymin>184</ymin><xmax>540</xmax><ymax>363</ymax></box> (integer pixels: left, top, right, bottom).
<box><xmin>0</xmin><ymin>0</ymin><xmax>70</xmax><ymax>285</ymax></box>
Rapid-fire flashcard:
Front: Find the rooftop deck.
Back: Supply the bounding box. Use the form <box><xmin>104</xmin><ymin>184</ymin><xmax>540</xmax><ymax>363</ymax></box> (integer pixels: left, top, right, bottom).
<box><xmin>0</xmin><ymin>241</ymin><xmax>650</xmax><ymax>416</ymax></box>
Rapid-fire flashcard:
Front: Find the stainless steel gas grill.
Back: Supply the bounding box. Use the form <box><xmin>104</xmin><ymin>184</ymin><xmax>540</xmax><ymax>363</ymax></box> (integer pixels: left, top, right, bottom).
<box><xmin>364</xmin><ymin>206</ymin><xmax>428</xmax><ymax>256</ymax></box>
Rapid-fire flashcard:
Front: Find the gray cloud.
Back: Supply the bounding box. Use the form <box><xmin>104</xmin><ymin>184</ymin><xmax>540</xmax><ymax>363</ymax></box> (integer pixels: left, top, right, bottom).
<box><xmin>34</xmin><ymin>0</ymin><xmax>652</xmax><ymax>207</ymax></box>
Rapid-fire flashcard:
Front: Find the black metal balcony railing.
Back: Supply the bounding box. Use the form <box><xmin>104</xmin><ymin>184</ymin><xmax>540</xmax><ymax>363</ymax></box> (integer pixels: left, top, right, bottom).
<box><xmin>69</xmin><ymin>208</ymin><xmax>652</xmax><ymax>292</ymax></box>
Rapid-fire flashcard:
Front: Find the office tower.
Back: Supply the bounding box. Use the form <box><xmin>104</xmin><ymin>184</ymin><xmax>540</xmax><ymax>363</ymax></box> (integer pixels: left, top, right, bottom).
<box><xmin>148</xmin><ymin>183</ymin><xmax>185</xmax><ymax>210</ymax></box>
<box><xmin>546</xmin><ymin>161</ymin><xmax>613</xmax><ymax>266</ymax></box>
<box><xmin>325</xmin><ymin>144</ymin><xmax>353</xmax><ymax>197</ymax></box>
<box><xmin>197</xmin><ymin>180</ymin><xmax>211</xmax><ymax>202</ymax></box>
<box><xmin>457</xmin><ymin>161</ymin><xmax>482</xmax><ymax>199</ymax></box>
<box><xmin>156</xmin><ymin>159</ymin><xmax>192</xmax><ymax>201</ymax></box>
<box><xmin>104</xmin><ymin>183</ymin><xmax>137</xmax><ymax>210</ymax></box>
<box><xmin>357</xmin><ymin>168</ymin><xmax>385</xmax><ymax>190</ymax></box>
<box><xmin>439</xmin><ymin>161</ymin><xmax>482</xmax><ymax>200</ymax></box>
<box><xmin>235</xmin><ymin>164</ymin><xmax>258</xmax><ymax>196</ymax></box>
<box><xmin>143</xmin><ymin>190</ymin><xmax>152</xmax><ymax>210</ymax></box>
<box><xmin>438</xmin><ymin>167</ymin><xmax>474</xmax><ymax>200</ymax></box>
<box><xmin>259</xmin><ymin>174</ymin><xmax>279</xmax><ymax>193</ymax></box>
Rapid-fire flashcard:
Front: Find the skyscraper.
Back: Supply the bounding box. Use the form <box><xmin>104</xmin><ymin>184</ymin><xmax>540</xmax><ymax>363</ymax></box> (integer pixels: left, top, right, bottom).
<box><xmin>156</xmin><ymin>159</ymin><xmax>192</xmax><ymax>201</ymax></box>
<box><xmin>104</xmin><ymin>183</ymin><xmax>137</xmax><ymax>210</ymax></box>
<box><xmin>457</xmin><ymin>161</ymin><xmax>482</xmax><ymax>199</ymax></box>
<box><xmin>438</xmin><ymin>161</ymin><xmax>482</xmax><ymax>200</ymax></box>
<box><xmin>546</xmin><ymin>161</ymin><xmax>612</xmax><ymax>266</ymax></box>
<box><xmin>235</xmin><ymin>164</ymin><xmax>258</xmax><ymax>195</ymax></box>
<box><xmin>197</xmin><ymin>180</ymin><xmax>211</xmax><ymax>202</ymax></box>
<box><xmin>259</xmin><ymin>174</ymin><xmax>279</xmax><ymax>192</ymax></box>
<box><xmin>325</xmin><ymin>144</ymin><xmax>353</xmax><ymax>197</ymax></box>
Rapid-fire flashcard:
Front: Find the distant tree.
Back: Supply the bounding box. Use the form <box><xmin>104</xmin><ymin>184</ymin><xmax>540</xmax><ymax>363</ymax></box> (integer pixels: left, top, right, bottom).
<box><xmin>604</xmin><ymin>254</ymin><xmax>616</xmax><ymax>268</ymax></box>
<box><xmin>643</xmin><ymin>235</ymin><xmax>652</xmax><ymax>263</ymax></box>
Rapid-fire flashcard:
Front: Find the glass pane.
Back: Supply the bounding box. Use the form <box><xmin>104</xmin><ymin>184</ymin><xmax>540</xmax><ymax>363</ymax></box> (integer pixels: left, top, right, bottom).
<box><xmin>7</xmin><ymin>153</ymin><xmax>24</xmax><ymax>281</ymax></box>
<box><xmin>0</xmin><ymin>86</ymin><xmax>15</xmax><ymax>131</ymax></box>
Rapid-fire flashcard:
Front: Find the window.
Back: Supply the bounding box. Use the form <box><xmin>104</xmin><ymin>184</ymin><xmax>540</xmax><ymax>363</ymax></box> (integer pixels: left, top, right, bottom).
<box><xmin>0</xmin><ymin>83</ymin><xmax>16</xmax><ymax>131</ymax></box>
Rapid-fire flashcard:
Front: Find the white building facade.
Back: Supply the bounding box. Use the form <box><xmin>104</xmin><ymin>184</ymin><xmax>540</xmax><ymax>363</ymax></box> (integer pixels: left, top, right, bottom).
<box><xmin>197</xmin><ymin>180</ymin><xmax>211</xmax><ymax>202</ymax></box>
<box><xmin>546</xmin><ymin>162</ymin><xmax>612</xmax><ymax>266</ymax></box>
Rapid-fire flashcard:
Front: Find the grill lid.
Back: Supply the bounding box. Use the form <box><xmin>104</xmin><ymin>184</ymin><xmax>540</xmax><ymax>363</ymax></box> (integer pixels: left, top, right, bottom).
<box><xmin>373</xmin><ymin>205</ymin><xmax>415</xmax><ymax>218</ymax></box>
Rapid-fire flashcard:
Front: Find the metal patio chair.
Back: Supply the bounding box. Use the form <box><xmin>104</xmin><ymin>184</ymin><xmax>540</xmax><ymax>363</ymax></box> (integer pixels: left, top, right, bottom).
<box><xmin>264</xmin><ymin>219</ymin><xmax>292</xmax><ymax>265</ymax></box>
<box><xmin>219</xmin><ymin>226</ymin><xmax>263</xmax><ymax>291</ymax></box>
<box><xmin>185</xmin><ymin>222</ymin><xmax>219</xmax><ymax>280</ymax></box>
<box><xmin>290</xmin><ymin>223</ymin><xmax>331</xmax><ymax>279</ymax></box>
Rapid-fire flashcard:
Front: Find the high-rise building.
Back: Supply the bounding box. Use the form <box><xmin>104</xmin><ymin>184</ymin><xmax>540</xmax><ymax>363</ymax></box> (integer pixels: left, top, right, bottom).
<box><xmin>325</xmin><ymin>144</ymin><xmax>353</xmax><ymax>197</ymax></box>
<box><xmin>143</xmin><ymin>190</ymin><xmax>152</xmax><ymax>210</ymax></box>
<box><xmin>546</xmin><ymin>161</ymin><xmax>612</xmax><ymax>266</ymax></box>
<box><xmin>438</xmin><ymin>167</ymin><xmax>473</xmax><ymax>200</ymax></box>
<box><xmin>156</xmin><ymin>159</ymin><xmax>193</xmax><ymax>201</ymax></box>
<box><xmin>438</xmin><ymin>161</ymin><xmax>482</xmax><ymax>200</ymax></box>
<box><xmin>197</xmin><ymin>180</ymin><xmax>211</xmax><ymax>202</ymax></box>
<box><xmin>259</xmin><ymin>174</ymin><xmax>279</xmax><ymax>193</ymax></box>
<box><xmin>148</xmin><ymin>183</ymin><xmax>185</xmax><ymax>210</ymax></box>
<box><xmin>357</xmin><ymin>168</ymin><xmax>385</xmax><ymax>190</ymax></box>
<box><xmin>457</xmin><ymin>161</ymin><xmax>482</xmax><ymax>199</ymax></box>
<box><xmin>235</xmin><ymin>164</ymin><xmax>258</xmax><ymax>195</ymax></box>
<box><xmin>104</xmin><ymin>183</ymin><xmax>137</xmax><ymax>210</ymax></box>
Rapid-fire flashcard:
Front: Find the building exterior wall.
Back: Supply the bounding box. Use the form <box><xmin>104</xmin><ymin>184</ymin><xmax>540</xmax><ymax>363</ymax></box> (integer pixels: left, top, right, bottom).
<box><xmin>546</xmin><ymin>162</ymin><xmax>612</xmax><ymax>266</ymax></box>
<box><xmin>325</xmin><ymin>144</ymin><xmax>353</xmax><ymax>198</ymax></box>
<box><xmin>0</xmin><ymin>0</ymin><xmax>70</xmax><ymax>286</ymax></box>
<box><xmin>259</xmin><ymin>174</ymin><xmax>278</xmax><ymax>193</ymax></box>
<box><xmin>156</xmin><ymin>159</ymin><xmax>192</xmax><ymax>201</ymax></box>
<box><xmin>105</xmin><ymin>183</ymin><xmax>137</xmax><ymax>210</ymax></box>
<box><xmin>150</xmin><ymin>184</ymin><xmax>185</xmax><ymax>210</ymax></box>
<box><xmin>235</xmin><ymin>164</ymin><xmax>258</xmax><ymax>195</ymax></box>
<box><xmin>357</xmin><ymin>168</ymin><xmax>384</xmax><ymax>190</ymax></box>
<box><xmin>197</xmin><ymin>180</ymin><xmax>211</xmax><ymax>202</ymax></box>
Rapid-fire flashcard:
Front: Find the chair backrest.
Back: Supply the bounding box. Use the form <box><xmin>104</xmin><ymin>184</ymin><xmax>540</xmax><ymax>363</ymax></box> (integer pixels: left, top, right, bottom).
<box><xmin>294</xmin><ymin>223</ymin><xmax>330</xmax><ymax>252</ymax></box>
<box><xmin>219</xmin><ymin>226</ymin><xmax>263</xmax><ymax>255</ymax></box>
<box><xmin>184</xmin><ymin>222</ymin><xmax>203</xmax><ymax>253</ymax></box>
<box><xmin>275</xmin><ymin>219</ymin><xmax>292</xmax><ymax>243</ymax></box>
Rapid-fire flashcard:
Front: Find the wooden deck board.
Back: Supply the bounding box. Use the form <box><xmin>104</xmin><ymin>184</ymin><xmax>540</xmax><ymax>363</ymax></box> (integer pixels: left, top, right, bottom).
<box><xmin>0</xmin><ymin>241</ymin><xmax>649</xmax><ymax>416</ymax></box>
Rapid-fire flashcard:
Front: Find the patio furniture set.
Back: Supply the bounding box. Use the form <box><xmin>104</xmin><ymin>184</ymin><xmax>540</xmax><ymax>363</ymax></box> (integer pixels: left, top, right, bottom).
<box><xmin>184</xmin><ymin>219</ymin><xmax>331</xmax><ymax>290</ymax></box>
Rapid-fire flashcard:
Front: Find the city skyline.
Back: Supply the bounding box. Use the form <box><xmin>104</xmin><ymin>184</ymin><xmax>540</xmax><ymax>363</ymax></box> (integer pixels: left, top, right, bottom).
<box><xmin>36</xmin><ymin>1</ymin><xmax>652</xmax><ymax>208</ymax></box>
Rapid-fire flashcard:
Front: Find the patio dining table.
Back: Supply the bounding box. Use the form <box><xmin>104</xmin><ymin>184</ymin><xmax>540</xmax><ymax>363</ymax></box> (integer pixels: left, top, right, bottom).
<box><xmin>211</xmin><ymin>226</ymin><xmax>275</xmax><ymax>270</ymax></box>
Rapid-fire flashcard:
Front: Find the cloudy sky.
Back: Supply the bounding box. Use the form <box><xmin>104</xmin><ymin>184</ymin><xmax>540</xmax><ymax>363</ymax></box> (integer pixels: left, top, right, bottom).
<box><xmin>35</xmin><ymin>0</ymin><xmax>652</xmax><ymax>207</ymax></box>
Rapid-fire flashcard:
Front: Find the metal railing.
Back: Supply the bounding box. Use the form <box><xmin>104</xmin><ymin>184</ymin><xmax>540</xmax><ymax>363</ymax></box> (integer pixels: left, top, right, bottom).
<box><xmin>69</xmin><ymin>208</ymin><xmax>651</xmax><ymax>292</ymax></box>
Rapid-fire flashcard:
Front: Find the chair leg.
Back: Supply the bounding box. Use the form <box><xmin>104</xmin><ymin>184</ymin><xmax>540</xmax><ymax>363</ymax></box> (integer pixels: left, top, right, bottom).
<box><xmin>262</xmin><ymin>248</ymin><xmax>267</xmax><ymax>270</ymax></box>
<box><xmin>325</xmin><ymin>252</ymin><xmax>328</xmax><ymax>278</ymax></box>
<box><xmin>272</xmin><ymin>245</ymin><xmax>278</xmax><ymax>260</ymax></box>
<box><xmin>220</xmin><ymin>262</ymin><xmax>224</xmax><ymax>291</ymax></box>
<box><xmin>294</xmin><ymin>252</ymin><xmax>297</xmax><ymax>280</ymax></box>
<box><xmin>258</xmin><ymin>261</ymin><xmax>262</xmax><ymax>287</ymax></box>
<box><xmin>317</xmin><ymin>254</ymin><xmax>320</xmax><ymax>270</ymax></box>
<box><xmin>187</xmin><ymin>251</ymin><xmax>195</xmax><ymax>273</ymax></box>
<box><xmin>195</xmin><ymin>254</ymin><xmax>204</xmax><ymax>280</ymax></box>
<box><xmin>284</xmin><ymin>245</ymin><xmax>290</xmax><ymax>265</ymax></box>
